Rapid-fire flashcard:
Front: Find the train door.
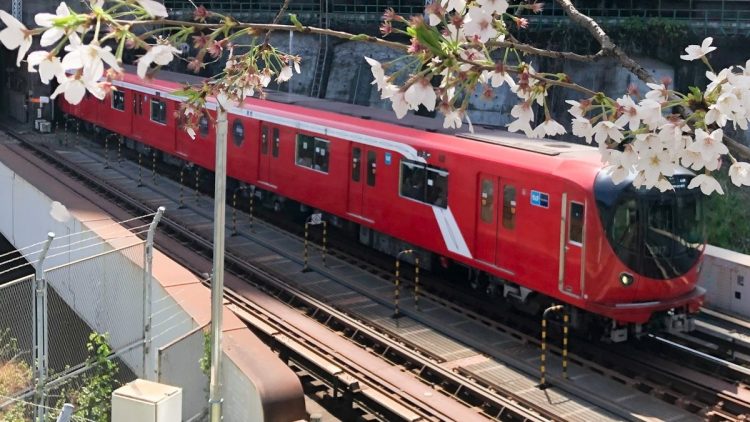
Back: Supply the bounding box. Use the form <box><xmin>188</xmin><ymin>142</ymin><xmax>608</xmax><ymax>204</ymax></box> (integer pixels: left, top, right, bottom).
<box><xmin>131</xmin><ymin>91</ymin><xmax>147</xmax><ymax>141</ymax></box>
<box><xmin>495</xmin><ymin>180</ymin><xmax>518</xmax><ymax>273</ymax></box>
<box><xmin>347</xmin><ymin>145</ymin><xmax>363</xmax><ymax>216</ymax></box>
<box><xmin>362</xmin><ymin>149</ymin><xmax>378</xmax><ymax>219</ymax></box>
<box><xmin>258</xmin><ymin>124</ymin><xmax>271</xmax><ymax>183</ymax></box>
<box><xmin>560</xmin><ymin>194</ymin><xmax>585</xmax><ymax>298</ymax></box>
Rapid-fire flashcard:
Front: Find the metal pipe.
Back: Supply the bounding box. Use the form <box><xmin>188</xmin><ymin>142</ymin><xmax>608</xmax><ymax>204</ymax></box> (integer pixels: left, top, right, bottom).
<box><xmin>34</xmin><ymin>232</ymin><xmax>55</xmax><ymax>422</ymax></box>
<box><xmin>539</xmin><ymin>304</ymin><xmax>564</xmax><ymax>389</ymax></box>
<box><xmin>143</xmin><ymin>207</ymin><xmax>165</xmax><ymax>381</ymax></box>
<box><xmin>209</xmin><ymin>105</ymin><xmax>228</xmax><ymax>422</ymax></box>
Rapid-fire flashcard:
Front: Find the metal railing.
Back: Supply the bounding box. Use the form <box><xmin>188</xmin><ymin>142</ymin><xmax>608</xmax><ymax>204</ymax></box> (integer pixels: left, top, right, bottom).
<box><xmin>164</xmin><ymin>1</ymin><xmax>750</xmax><ymax>35</ymax></box>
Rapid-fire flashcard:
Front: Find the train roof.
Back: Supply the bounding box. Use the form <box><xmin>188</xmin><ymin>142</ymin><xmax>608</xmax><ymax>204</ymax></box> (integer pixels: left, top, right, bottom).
<box><xmin>118</xmin><ymin>65</ymin><xmax>604</xmax><ymax>181</ymax></box>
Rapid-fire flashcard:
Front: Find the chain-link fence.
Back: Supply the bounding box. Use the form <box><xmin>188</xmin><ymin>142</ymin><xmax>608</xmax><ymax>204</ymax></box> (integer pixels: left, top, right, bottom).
<box><xmin>0</xmin><ymin>208</ymin><xmax>165</xmax><ymax>420</ymax></box>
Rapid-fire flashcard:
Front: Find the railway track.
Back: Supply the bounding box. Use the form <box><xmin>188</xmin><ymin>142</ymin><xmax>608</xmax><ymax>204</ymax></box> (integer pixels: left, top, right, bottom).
<box><xmin>6</xmin><ymin>123</ymin><xmax>750</xmax><ymax>420</ymax></box>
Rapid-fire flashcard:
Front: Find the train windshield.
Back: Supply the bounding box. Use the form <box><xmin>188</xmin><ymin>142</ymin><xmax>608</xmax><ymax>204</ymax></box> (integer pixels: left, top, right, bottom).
<box><xmin>596</xmin><ymin>172</ymin><xmax>705</xmax><ymax>279</ymax></box>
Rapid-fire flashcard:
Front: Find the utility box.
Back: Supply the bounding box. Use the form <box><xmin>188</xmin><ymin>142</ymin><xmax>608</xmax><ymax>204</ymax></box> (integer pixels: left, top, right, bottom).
<box><xmin>112</xmin><ymin>379</ymin><xmax>182</xmax><ymax>422</ymax></box>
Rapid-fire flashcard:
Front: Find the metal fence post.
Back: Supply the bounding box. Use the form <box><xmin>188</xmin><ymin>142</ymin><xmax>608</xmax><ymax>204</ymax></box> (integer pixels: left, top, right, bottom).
<box><xmin>249</xmin><ymin>186</ymin><xmax>255</xmax><ymax>231</ymax></box>
<box><xmin>322</xmin><ymin>221</ymin><xmax>327</xmax><ymax>267</ymax></box>
<box><xmin>137</xmin><ymin>151</ymin><xmax>144</xmax><ymax>187</ymax></box>
<box><xmin>539</xmin><ymin>304</ymin><xmax>564</xmax><ymax>389</ymax></box>
<box><xmin>143</xmin><ymin>207</ymin><xmax>166</xmax><ymax>381</ymax></box>
<box><xmin>33</xmin><ymin>232</ymin><xmax>55</xmax><ymax>422</ymax></box>
<box><xmin>104</xmin><ymin>134</ymin><xmax>111</xmax><ymax>169</ymax></box>
<box><xmin>303</xmin><ymin>222</ymin><xmax>310</xmax><ymax>272</ymax></box>
<box><xmin>117</xmin><ymin>135</ymin><xmax>123</xmax><ymax>165</ymax></box>
<box><xmin>152</xmin><ymin>149</ymin><xmax>158</xmax><ymax>184</ymax></box>
<box><xmin>414</xmin><ymin>257</ymin><xmax>420</xmax><ymax>311</ymax></box>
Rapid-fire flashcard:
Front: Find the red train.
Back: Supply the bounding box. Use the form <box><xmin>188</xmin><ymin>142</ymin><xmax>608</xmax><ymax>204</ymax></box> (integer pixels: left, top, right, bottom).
<box><xmin>58</xmin><ymin>68</ymin><xmax>706</xmax><ymax>342</ymax></box>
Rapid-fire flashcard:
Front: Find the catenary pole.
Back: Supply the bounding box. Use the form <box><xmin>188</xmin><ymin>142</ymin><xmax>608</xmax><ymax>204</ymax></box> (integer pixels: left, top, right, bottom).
<box><xmin>209</xmin><ymin>101</ymin><xmax>228</xmax><ymax>422</ymax></box>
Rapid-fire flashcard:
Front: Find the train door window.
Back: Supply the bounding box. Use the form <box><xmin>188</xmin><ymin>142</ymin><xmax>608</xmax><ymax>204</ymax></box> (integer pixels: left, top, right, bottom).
<box><xmin>352</xmin><ymin>147</ymin><xmax>361</xmax><ymax>182</ymax></box>
<box><xmin>199</xmin><ymin>115</ymin><xmax>210</xmax><ymax>138</ymax></box>
<box><xmin>480</xmin><ymin>179</ymin><xmax>494</xmax><ymax>223</ymax></box>
<box><xmin>502</xmin><ymin>185</ymin><xmax>516</xmax><ymax>229</ymax></box>
<box><xmin>272</xmin><ymin>128</ymin><xmax>280</xmax><ymax>157</ymax></box>
<box><xmin>111</xmin><ymin>91</ymin><xmax>125</xmax><ymax>111</ymax></box>
<box><xmin>569</xmin><ymin>202</ymin><xmax>584</xmax><ymax>244</ymax></box>
<box><xmin>367</xmin><ymin>151</ymin><xmax>376</xmax><ymax>186</ymax></box>
<box><xmin>150</xmin><ymin>99</ymin><xmax>166</xmax><ymax>124</ymax></box>
<box><xmin>261</xmin><ymin>126</ymin><xmax>269</xmax><ymax>154</ymax></box>
<box><xmin>312</xmin><ymin>138</ymin><xmax>329</xmax><ymax>172</ymax></box>
<box><xmin>232</xmin><ymin>119</ymin><xmax>244</xmax><ymax>146</ymax></box>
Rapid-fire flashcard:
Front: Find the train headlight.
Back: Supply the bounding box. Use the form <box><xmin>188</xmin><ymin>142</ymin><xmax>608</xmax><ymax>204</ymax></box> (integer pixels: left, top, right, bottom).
<box><xmin>619</xmin><ymin>272</ymin><xmax>635</xmax><ymax>287</ymax></box>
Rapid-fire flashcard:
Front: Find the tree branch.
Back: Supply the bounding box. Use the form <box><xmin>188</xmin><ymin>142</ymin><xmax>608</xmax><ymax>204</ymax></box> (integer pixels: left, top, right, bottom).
<box><xmin>724</xmin><ymin>134</ymin><xmax>750</xmax><ymax>163</ymax></box>
<box><xmin>264</xmin><ymin>0</ymin><xmax>291</xmax><ymax>45</ymax></box>
<box><xmin>115</xmin><ymin>19</ymin><xmax>409</xmax><ymax>51</ymax></box>
<box><xmin>487</xmin><ymin>38</ymin><xmax>606</xmax><ymax>62</ymax></box>
<box><xmin>554</xmin><ymin>0</ymin><xmax>656</xmax><ymax>84</ymax></box>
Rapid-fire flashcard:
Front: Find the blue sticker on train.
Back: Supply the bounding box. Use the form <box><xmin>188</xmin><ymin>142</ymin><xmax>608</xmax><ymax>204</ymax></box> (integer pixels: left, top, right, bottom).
<box><xmin>384</xmin><ymin>152</ymin><xmax>392</xmax><ymax>165</ymax></box>
<box><xmin>530</xmin><ymin>190</ymin><xmax>549</xmax><ymax>208</ymax></box>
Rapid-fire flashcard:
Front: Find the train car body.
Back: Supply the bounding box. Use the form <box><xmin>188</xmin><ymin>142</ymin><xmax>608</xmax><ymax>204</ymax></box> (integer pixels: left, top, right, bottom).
<box><xmin>699</xmin><ymin>245</ymin><xmax>750</xmax><ymax>318</ymax></box>
<box><xmin>58</xmin><ymin>68</ymin><xmax>706</xmax><ymax>341</ymax></box>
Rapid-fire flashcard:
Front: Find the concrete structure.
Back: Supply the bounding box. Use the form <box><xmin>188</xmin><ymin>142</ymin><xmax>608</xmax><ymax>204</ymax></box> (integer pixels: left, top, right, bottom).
<box><xmin>0</xmin><ymin>140</ymin><xmax>306</xmax><ymax>421</ymax></box>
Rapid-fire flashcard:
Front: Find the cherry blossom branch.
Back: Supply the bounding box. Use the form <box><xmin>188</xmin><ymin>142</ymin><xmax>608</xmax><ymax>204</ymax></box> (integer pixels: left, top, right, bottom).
<box><xmin>554</xmin><ymin>0</ymin><xmax>656</xmax><ymax>84</ymax></box>
<box><xmin>113</xmin><ymin>19</ymin><xmax>409</xmax><ymax>51</ymax></box>
<box><xmin>487</xmin><ymin>38</ymin><xmax>606</xmax><ymax>63</ymax></box>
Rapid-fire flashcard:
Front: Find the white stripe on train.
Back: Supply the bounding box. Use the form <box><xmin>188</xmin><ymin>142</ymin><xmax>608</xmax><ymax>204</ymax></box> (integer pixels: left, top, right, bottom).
<box><xmin>111</xmin><ymin>79</ymin><xmax>473</xmax><ymax>259</ymax></box>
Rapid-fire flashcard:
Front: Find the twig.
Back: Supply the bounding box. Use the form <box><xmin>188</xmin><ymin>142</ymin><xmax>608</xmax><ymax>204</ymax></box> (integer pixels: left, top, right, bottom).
<box><xmin>264</xmin><ymin>0</ymin><xmax>292</xmax><ymax>45</ymax></box>
<box><xmin>487</xmin><ymin>39</ymin><xmax>606</xmax><ymax>62</ymax></box>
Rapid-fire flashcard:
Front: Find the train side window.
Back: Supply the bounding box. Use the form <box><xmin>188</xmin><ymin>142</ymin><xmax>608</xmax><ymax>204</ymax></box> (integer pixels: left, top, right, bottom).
<box><xmin>399</xmin><ymin>159</ymin><xmax>448</xmax><ymax>208</ymax></box>
<box><xmin>111</xmin><ymin>91</ymin><xmax>125</xmax><ymax>111</ymax></box>
<box><xmin>367</xmin><ymin>151</ymin><xmax>376</xmax><ymax>186</ymax></box>
<box><xmin>296</xmin><ymin>134</ymin><xmax>329</xmax><ymax>173</ymax></box>
<box><xmin>569</xmin><ymin>202</ymin><xmax>584</xmax><ymax>244</ymax></box>
<box><xmin>232</xmin><ymin>119</ymin><xmax>244</xmax><ymax>146</ymax></box>
<box><xmin>199</xmin><ymin>115</ymin><xmax>210</xmax><ymax>138</ymax></box>
<box><xmin>351</xmin><ymin>147</ymin><xmax>361</xmax><ymax>182</ymax></box>
<box><xmin>150</xmin><ymin>99</ymin><xmax>166</xmax><ymax>124</ymax></box>
<box><xmin>502</xmin><ymin>185</ymin><xmax>516</xmax><ymax>229</ymax></box>
<box><xmin>480</xmin><ymin>179</ymin><xmax>494</xmax><ymax>223</ymax></box>
<box><xmin>400</xmin><ymin>161</ymin><xmax>426</xmax><ymax>202</ymax></box>
<box><xmin>261</xmin><ymin>126</ymin><xmax>269</xmax><ymax>154</ymax></box>
<box><xmin>272</xmin><ymin>128</ymin><xmax>280</xmax><ymax>157</ymax></box>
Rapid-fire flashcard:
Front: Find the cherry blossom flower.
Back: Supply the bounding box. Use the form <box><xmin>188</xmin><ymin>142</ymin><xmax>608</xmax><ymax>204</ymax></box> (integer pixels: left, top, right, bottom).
<box><xmin>510</xmin><ymin>101</ymin><xmax>533</xmax><ymax>123</ymax></box>
<box><xmin>425</xmin><ymin>2</ymin><xmax>443</xmax><ymax>26</ymax></box>
<box><xmin>0</xmin><ymin>10</ymin><xmax>32</xmax><ymax>66</ymax></box>
<box><xmin>27</xmin><ymin>51</ymin><xmax>64</xmax><ymax>84</ymax></box>
<box><xmin>137</xmin><ymin>43</ymin><xmax>181</xmax><ymax>78</ymax></box>
<box><xmin>680</xmin><ymin>37</ymin><xmax>716</xmax><ymax>61</ymax></box>
<box><xmin>477</xmin><ymin>0</ymin><xmax>509</xmax><ymax>15</ymax></box>
<box><xmin>615</xmin><ymin>95</ymin><xmax>640</xmax><ymax>130</ymax></box>
<box><xmin>729</xmin><ymin>162</ymin><xmax>750</xmax><ymax>186</ymax></box>
<box><xmin>388</xmin><ymin>90</ymin><xmax>412</xmax><ymax>118</ymax></box>
<box><xmin>365</xmin><ymin>57</ymin><xmax>387</xmax><ymax>91</ymax></box>
<box><xmin>638</xmin><ymin>148</ymin><xmax>674</xmax><ymax>187</ymax></box>
<box><xmin>441</xmin><ymin>0</ymin><xmax>466</xmax><ymax>13</ymax></box>
<box><xmin>637</xmin><ymin>98</ymin><xmax>664</xmax><ymax>130</ymax></box>
<box><xmin>463</xmin><ymin>6</ymin><xmax>498</xmax><ymax>43</ymax></box>
<box><xmin>644</xmin><ymin>82</ymin><xmax>669</xmax><ymax>103</ymax></box>
<box><xmin>137</xmin><ymin>0</ymin><xmax>169</xmax><ymax>18</ymax></box>
<box><xmin>63</xmin><ymin>40</ymin><xmax>121</xmax><ymax>84</ymax></box>
<box><xmin>688</xmin><ymin>174</ymin><xmax>724</xmax><ymax>195</ymax></box>
<box><xmin>277</xmin><ymin>66</ymin><xmax>293</xmax><ymax>82</ymax></box>
<box><xmin>706</xmin><ymin>68</ymin><xmax>731</xmax><ymax>93</ymax></box>
<box><xmin>531</xmin><ymin>119</ymin><xmax>566</xmax><ymax>138</ymax></box>
<box><xmin>482</xmin><ymin>67</ymin><xmax>514</xmax><ymax>88</ymax></box>
<box><xmin>51</xmin><ymin>74</ymin><xmax>104</xmax><ymax>104</ymax></box>
<box><xmin>592</xmin><ymin>121</ymin><xmax>624</xmax><ymax>144</ymax></box>
<box><xmin>405</xmin><ymin>78</ymin><xmax>437</xmax><ymax>111</ymax></box>
<box><xmin>441</xmin><ymin>105</ymin><xmax>463</xmax><ymax>129</ymax></box>
<box><xmin>688</xmin><ymin>128</ymin><xmax>728</xmax><ymax>163</ymax></box>
<box><xmin>705</xmin><ymin>105</ymin><xmax>727</xmax><ymax>127</ymax></box>
<box><xmin>186</xmin><ymin>127</ymin><xmax>196</xmax><ymax>140</ymax></box>
<box><xmin>565</xmin><ymin>100</ymin><xmax>587</xmax><ymax>118</ymax></box>
<box><xmin>655</xmin><ymin>178</ymin><xmax>674</xmax><ymax>192</ymax></box>
<box><xmin>35</xmin><ymin>2</ymin><xmax>71</xmax><ymax>47</ymax></box>
<box><xmin>571</xmin><ymin>117</ymin><xmax>593</xmax><ymax>143</ymax></box>
<box><xmin>507</xmin><ymin>118</ymin><xmax>532</xmax><ymax>136</ymax></box>
<box><xmin>607</xmin><ymin>163</ymin><xmax>631</xmax><ymax>185</ymax></box>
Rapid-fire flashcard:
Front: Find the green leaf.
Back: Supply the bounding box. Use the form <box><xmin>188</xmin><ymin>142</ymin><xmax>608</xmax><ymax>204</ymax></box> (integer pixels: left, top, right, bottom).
<box><xmin>289</xmin><ymin>14</ymin><xmax>304</xmax><ymax>31</ymax></box>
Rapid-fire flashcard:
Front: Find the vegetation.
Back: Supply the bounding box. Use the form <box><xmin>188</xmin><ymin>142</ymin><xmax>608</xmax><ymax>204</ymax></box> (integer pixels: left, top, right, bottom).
<box><xmin>200</xmin><ymin>329</ymin><xmax>211</xmax><ymax>377</ymax></box>
<box><xmin>705</xmin><ymin>173</ymin><xmax>750</xmax><ymax>254</ymax></box>
<box><xmin>0</xmin><ymin>329</ymin><xmax>31</xmax><ymax>422</ymax></box>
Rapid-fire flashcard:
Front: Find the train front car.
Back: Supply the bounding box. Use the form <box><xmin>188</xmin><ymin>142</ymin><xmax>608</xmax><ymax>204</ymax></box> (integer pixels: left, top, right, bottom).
<box><xmin>589</xmin><ymin>169</ymin><xmax>706</xmax><ymax>342</ymax></box>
